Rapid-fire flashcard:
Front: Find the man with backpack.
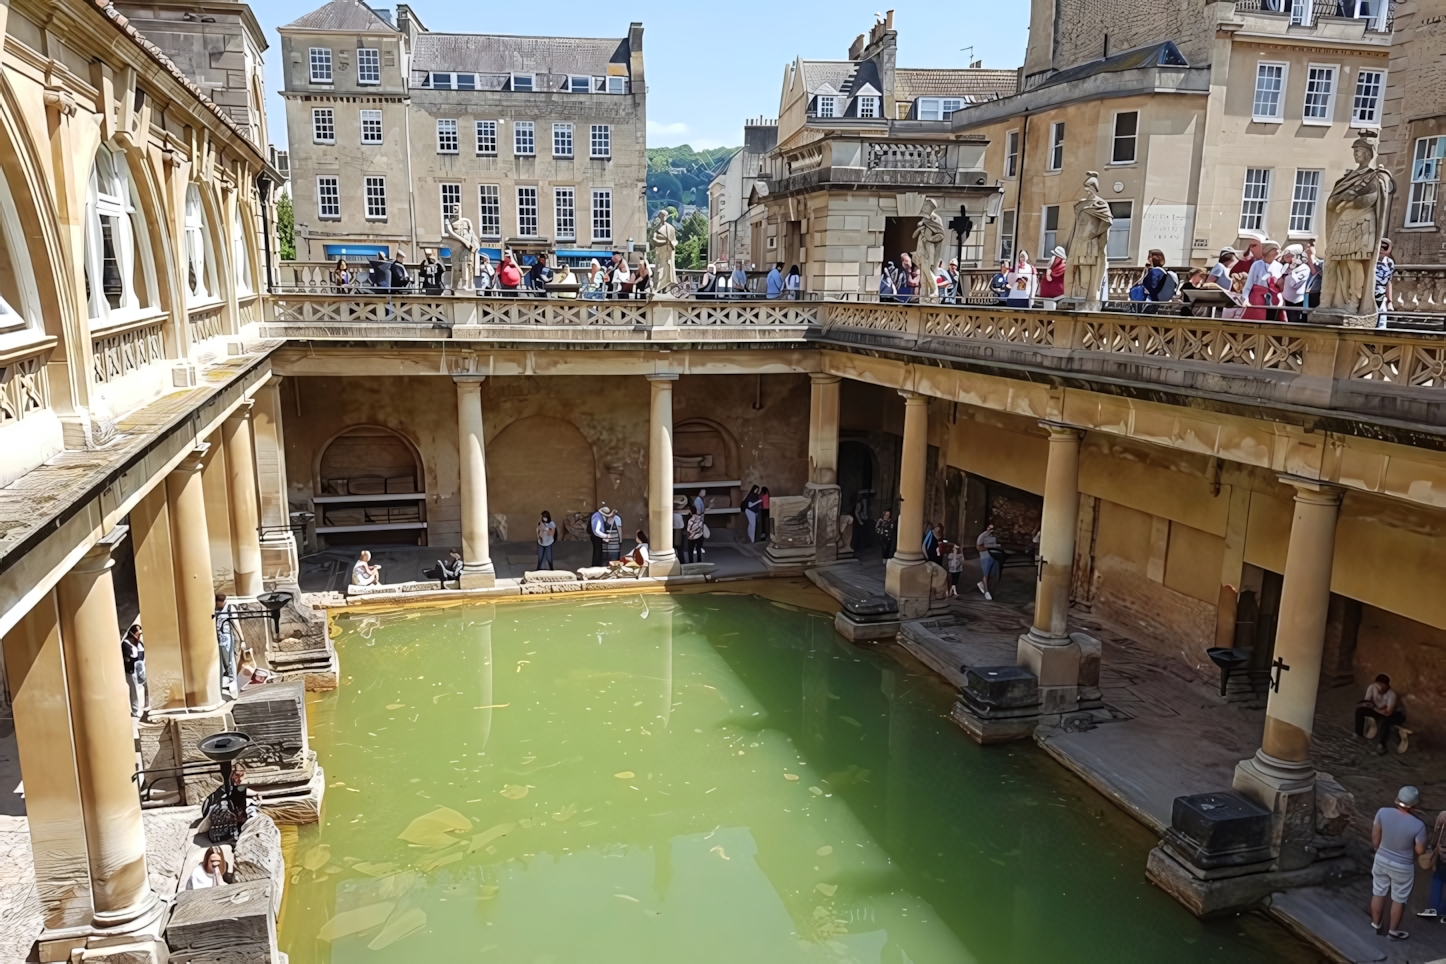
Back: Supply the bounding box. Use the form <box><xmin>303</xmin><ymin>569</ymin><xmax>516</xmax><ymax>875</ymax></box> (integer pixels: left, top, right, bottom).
<box><xmin>389</xmin><ymin>249</ymin><xmax>412</xmax><ymax>292</ymax></box>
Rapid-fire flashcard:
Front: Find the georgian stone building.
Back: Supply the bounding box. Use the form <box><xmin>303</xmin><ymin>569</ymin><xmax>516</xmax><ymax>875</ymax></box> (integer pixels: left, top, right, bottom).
<box><xmin>1378</xmin><ymin>0</ymin><xmax>1446</xmax><ymax>267</ymax></box>
<box><xmin>279</xmin><ymin>0</ymin><xmax>647</xmax><ymax>264</ymax></box>
<box><xmin>707</xmin><ymin>117</ymin><xmax>776</xmax><ymax>267</ymax></box>
<box><xmin>751</xmin><ymin>12</ymin><xmax>1017</xmax><ymax>293</ymax></box>
<box><xmin>958</xmin><ymin>0</ymin><xmax>1393</xmax><ymax>267</ymax></box>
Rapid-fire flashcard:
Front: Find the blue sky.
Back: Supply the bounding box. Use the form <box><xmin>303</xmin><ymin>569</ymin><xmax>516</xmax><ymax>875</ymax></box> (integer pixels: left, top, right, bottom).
<box><xmin>249</xmin><ymin>0</ymin><xmax>1028</xmax><ymax>152</ymax></box>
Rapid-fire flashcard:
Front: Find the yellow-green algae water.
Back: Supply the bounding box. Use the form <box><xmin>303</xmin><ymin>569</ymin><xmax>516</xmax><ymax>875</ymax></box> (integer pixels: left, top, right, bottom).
<box><xmin>280</xmin><ymin>585</ymin><xmax>1314</xmax><ymax>963</ymax></box>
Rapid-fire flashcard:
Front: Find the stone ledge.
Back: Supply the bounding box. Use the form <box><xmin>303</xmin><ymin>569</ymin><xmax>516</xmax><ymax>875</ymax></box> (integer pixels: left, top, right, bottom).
<box><xmin>1145</xmin><ymin>846</ymin><xmax>1354</xmax><ymax>917</ymax></box>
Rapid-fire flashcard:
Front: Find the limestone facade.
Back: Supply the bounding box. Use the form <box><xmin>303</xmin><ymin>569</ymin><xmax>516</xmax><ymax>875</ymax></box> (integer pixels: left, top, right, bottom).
<box><xmin>279</xmin><ymin>0</ymin><xmax>647</xmax><ymax>263</ymax></box>
<box><xmin>961</xmin><ymin>2</ymin><xmax>1394</xmax><ymax>269</ymax></box>
<box><xmin>707</xmin><ymin>118</ymin><xmax>776</xmax><ymax>268</ymax></box>
<box><xmin>1378</xmin><ymin>0</ymin><xmax>1446</xmax><ymax>265</ymax></box>
<box><xmin>750</xmin><ymin>12</ymin><xmax>1018</xmax><ymax>293</ymax></box>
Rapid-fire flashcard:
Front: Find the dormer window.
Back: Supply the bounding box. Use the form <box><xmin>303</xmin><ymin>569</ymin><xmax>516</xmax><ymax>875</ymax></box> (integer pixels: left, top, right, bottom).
<box><xmin>817</xmin><ymin>95</ymin><xmax>836</xmax><ymax>118</ymax></box>
<box><xmin>607</xmin><ymin>75</ymin><xmax>625</xmax><ymax>94</ymax></box>
<box><xmin>455</xmin><ymin>73</ymin><xmax>476</xmax><ymax>91</ymax></box>
<box><xmin>570</xmin><ymin>75</ymin><xmax>591</xmax><ymax>93</ymax></box>
<box><xmin>427</xmin><ymin>72</ymin><xmax>451</xmax><ymax>89</ymax></box>
<box><xmin>917</xmin><ymin>98</ymin><xmax>963</xmax><ymax>121</ymax></box>
<box><xmin>857</xmin><ymin>95</ymin><xmax>880</xmax><ymax>118</ymax></box>
<box><xmin>512</xmin><ymin>73</ymin><xmax>534</xmax><ymax>92</ymax></box>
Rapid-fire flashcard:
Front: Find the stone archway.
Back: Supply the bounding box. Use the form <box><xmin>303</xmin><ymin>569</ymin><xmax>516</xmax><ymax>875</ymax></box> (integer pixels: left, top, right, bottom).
<box><xmin>315</xmin><ymin>425</ymin><xmax>426</xmax><ymax>546</ymax></box>
<box><xmin>487</xmin><ymin>416</ymin><xmax>597</xmax><ymax>535</ymax></box>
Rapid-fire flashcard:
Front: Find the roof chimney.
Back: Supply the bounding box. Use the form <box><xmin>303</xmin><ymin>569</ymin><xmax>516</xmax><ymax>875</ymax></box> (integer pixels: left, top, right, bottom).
<box><xmin>848</xmin><ymin>33</ymin><xmax>866</xmax><ymax>60</ymax></box>
<box><xmin>370</xmin><ymin>5</ymin><xmax>393</xmax><ymax>25</ymax></box>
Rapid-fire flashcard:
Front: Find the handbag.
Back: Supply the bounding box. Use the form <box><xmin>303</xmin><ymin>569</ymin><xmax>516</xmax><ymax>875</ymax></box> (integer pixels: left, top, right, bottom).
<box><xmin>1129</xmin><ymin>283</ymin><xmax>1147</xmax><ymax>302</ymax></box>
<box><xmin>1421</xmin><ymin>824</ymin><xmax>1443</xmax><ymax>870</ymax></box>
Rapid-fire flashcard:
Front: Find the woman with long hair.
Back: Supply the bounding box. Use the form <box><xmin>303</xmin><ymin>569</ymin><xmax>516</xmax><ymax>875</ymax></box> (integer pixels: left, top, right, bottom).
<box><xmin>330</xmin><ymin>258</ymin><xmax>350</xmax><ymax>293</ymax></box>
<box><xmin>536</xmin><ymin>510</ymin><xmax>557</xmax><ymax>570</ymax></box>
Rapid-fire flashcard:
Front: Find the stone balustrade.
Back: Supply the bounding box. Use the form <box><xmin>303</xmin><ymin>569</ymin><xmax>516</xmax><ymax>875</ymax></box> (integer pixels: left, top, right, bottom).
<box><xmin>91</xmin><ymin>315</ymin><xmax>167</xmax><ymax>385</ymax></box>
<box><xmin>867</xmin><ymin>142</ymin><xmax>947</xmax><ymax>171</ymax></box>
<box><xmin>0</xmin><ymin>339</ymin><xmax>53</xmax><ymax>425</ymax></box>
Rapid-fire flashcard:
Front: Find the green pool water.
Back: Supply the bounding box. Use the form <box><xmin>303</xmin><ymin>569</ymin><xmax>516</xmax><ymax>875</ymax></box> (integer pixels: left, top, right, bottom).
<box><xmin>279</xmin><ymin>587</ymin><xmax>1314</xmax><ymax>963</ymax></box>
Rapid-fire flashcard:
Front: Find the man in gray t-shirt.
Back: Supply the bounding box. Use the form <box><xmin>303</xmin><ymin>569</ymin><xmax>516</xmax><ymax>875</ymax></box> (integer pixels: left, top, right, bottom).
<box><xmin>1371</xmin><ymin>786</ymin><xmax>1427</xmax><ymax>938</ymax></box>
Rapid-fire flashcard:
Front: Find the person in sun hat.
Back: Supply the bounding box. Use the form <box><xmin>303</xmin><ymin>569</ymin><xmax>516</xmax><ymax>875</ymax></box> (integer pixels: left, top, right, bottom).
<box><xmin>1370</xmin><ymin>785</ymin><xmax>1427</xmax><ymax>940</ymax></box>
<box><xmin>1039</xmin><ymin>246</ymin><xmax>1067</xmax><ymax>305</ymax></box>
<box><xmin>589</xmin><ymin>503</ymin><xmax>611</xmax><ymax>567</ymax></box>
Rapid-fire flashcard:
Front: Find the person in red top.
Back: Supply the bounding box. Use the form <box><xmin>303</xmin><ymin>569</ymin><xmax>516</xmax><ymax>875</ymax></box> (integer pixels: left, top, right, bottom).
<box><xmin>1039</xmin><ymin>246</ymin><xmax>1067</xmax><ymax>302</ymax></box>
<box><xmin>496</xmin><ymin>251</ymin><xmax>523</xmax><ymax>295</ymax></box>
<box><xmin>1232</xmin><ymin>234</ymin><xmax>1265</xmax><ymax>279</ymax></box>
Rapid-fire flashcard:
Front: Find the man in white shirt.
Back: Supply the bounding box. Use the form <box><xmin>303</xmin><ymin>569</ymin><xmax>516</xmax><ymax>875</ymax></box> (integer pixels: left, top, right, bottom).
<box><xmin>1357</xmin><ymin>674</ymin><xmax>1406</xmax><ymax>753</ymax></box>
<box><xmin>730</xmin><ymin>261</ymin><xmax>749</xmax><ymax>296</ymax></box>
<box><xmin>589</xmin><ymin>505</ymin><xmax>609</xmax><ymax>566</ymax></box>
<box><xmin>1280</xmin><ymin>244</ymin><xmax>1311</xmax><ymax>322</ymax></box>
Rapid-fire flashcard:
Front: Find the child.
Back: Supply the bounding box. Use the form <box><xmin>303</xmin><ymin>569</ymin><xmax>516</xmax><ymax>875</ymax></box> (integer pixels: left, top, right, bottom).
<box><xmin>946</xmin><ymin>543</ymin><xmax>965</xmax><ymax>597</ymax></box>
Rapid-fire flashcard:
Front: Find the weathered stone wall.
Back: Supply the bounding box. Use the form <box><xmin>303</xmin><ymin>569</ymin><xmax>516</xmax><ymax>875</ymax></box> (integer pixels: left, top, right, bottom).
<box><xmin>1380</xmin><ymin>0</ymin><xmax>1446</xmax><ymax>265</ymax></box>
<box><xmin>280</xmin><ymin>373</ymin><xmax>810</xmax><ymax>548</ymax></box>
<box><xmin>1354</xmin><ymin>603</ymin><xmax>1446</xmax><ymax>736</ymax></box>
<box><xmin>1048</xmin><ymin>0</ymin><xmax>1216</xmax><ymax>74</ymax></box>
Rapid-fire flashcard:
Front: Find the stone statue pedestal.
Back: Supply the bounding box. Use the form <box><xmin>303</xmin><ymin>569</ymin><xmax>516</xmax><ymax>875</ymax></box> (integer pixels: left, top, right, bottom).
<box><xmin>1306</xmin><ymin>306</ymin><xmax>1378</xmax><ymax>328</ymax></box>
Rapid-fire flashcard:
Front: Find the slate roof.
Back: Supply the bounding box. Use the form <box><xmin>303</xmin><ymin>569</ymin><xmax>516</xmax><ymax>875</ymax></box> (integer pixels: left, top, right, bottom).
<box><xmin>895</xmin><ymin>68</ymin><xmax>1018</xmax><ymax>102</ymax></box>
<box><xmin>798</xmin><ymin>60</ymin><xmax>858</xmax><ymax>96</ymax></box>
<box><xmin>1037</xmin><ymin>41</ymin><xmax>1189</xmax><ymax>90</ymax></box>
<box><xmin>411</xmin><ymin>33</ymin><xmax>629</xmax><ymax>75</ymax></box>
<box><xmin>283</xmin><ymin>0</ymin><xmax>397</xmax><ymax>32</ymax></box>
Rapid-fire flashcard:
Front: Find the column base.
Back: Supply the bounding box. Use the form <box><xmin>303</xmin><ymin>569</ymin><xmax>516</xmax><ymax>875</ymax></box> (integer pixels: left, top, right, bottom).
<box><xmin>647</xmin><ymin>551</ymin><xmax>681</xmax><ymax>578</ymax></box>
<box><xmin>459</xmin><ymin>562</ymin><xmax>496</xmax><ymax>589</ymax></box>
<box><xmin>38</xmin><ymin>892</ymin><xmax>167</xmax><ymax>963</ymax></box>
<box><xmin>1146</xmin><ymin>844</ymin><xmax>1353</xmax><ymax>918</ymax></box>
<box><xmin>1016</xmin><ymin>630</ymin><xmax>1082</xmax><ymax>716</ymax></box>
<box><xmin>1232</xmin><ymin>750</ymin><xmax>1319</xmax><ymax>871</ymax></box>
<box><xmin>884</xmin><ymin>556</ymin><xmax>933</xmax><ymax>619</ymax></box>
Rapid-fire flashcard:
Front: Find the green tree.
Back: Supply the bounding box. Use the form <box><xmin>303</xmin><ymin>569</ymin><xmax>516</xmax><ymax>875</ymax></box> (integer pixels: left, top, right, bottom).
<box><xmin>277</xmin><ymin>193</ymin><xmax>296</xmax><ymax>261</ymax></box>
<box><xmin>674</xmin><ymin>212</ymin><xmax>709</xmax><ymax>270</ymax></box>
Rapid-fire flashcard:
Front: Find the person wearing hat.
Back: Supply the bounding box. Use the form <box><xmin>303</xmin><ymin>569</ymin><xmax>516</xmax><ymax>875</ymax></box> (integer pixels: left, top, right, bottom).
<box><xmin>1280</xmin><ymin>244</ymin><xmax>1311</xmax><ymax>321</ymax></box>
<box><xmin>1371</xmin><ymin>786</ymin><xmax>1426</xmax><ymax>940</ymax></box>
<box><xmin>600</xmin><ymin>505</ymin><xmax>624</xmax><ymax>561</ymax></box>
<box><xmin>589</xmin><ymin>504</ymin><xmax>609</xmax><ymax>566</ymax></box>
<box><xmin>1039</xmin><ymin>246</ymin><xmax>1067</xmax><ymax>306</ymax></box>
<box><xmin>1208</xmin><ymin>248</ymin><xmax>1238</xmax><ymax>289</ymax></box>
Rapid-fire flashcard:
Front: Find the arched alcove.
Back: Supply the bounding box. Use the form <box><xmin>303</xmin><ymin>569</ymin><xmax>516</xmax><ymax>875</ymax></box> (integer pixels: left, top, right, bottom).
<box><xmin>488</xmin><ymin>416</ymin><xmax>596</xmax><ymax>531</ymax></box>
<box><xmin>673</xmin><ymin>417</ymin><xmax>740</xmax><ymax>483</ymax></box>
<box><xmin>315</xmin><ymin>425</ymin><xmax>426</xmax><ymax>546</ymax></box>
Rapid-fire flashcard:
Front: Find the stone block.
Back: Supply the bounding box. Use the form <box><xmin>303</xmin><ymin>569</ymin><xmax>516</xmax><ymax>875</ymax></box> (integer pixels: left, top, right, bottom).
<box><xmin>1146</xmin><ymin>846</ymin><xmax>1353</xmax><ymax>917</ymax></box>
<box><xmin>1231</xmin><ymin>758</ymin><xmax>1319</xmax><ymax>871</ymax></box>
<box><xmin>1314</xmin><ymin>773</ymin><xmax>1356</xmax><ymax>838</ymax></box>
<box><xmin>884</xmin><ymin>558</ymin><xmax>932</xmax><ymax>619</ymax></box>
<box><xmin>232</xmin><ymin>814</ymin><xmax>285</xmax><ymax>917</ymax></box>
<box><xmin>138</xmin><ymin>719</ymin><xmax>178</xmax><ymax>799</ymax></box>
<box><xmin>1070</xmin><ymin>631</ymin><xmax>1102</xmax><ymax>691</ymax></box>
<box><xmin>167</xmin><ymin>880</ymin><xmax>275</xmax><ymax>964</ymax></box>
<box><xmin>230</xmin><ymin>680</ymin><xmax>307</xmax><ymax>765</ymax></box>
<box><xmin>948</xmin><ymin>700</ymin><xmax>1037</xmax><ymax>745</ymax></box>
<box><xmin>73</xmin><ymin>941</ymin><xmax>167</xmax><ymax>963</ymax></box>
<box><xmin>522</xmin><ymin>570</ymin><xmax>578</xmax><ymax>583</ymax></box>
<box><xmin>833</xmin><ymin>611</ymin><xmax>899</xmax><ymax>642</ymax></box>
<box><xmin>1162</xmin><ymin>791</ymin><xmax>1274</xmax><ymax>872</ymax></box>
<box><xmin>172</xmin><ymin>709</ymin><xmax>236</xmax><ymax>806</ymax></box>
<box><xmin>958</xmin><ymin>666</ymin><xmax>1039</xmax><ymax>716</ymax></box>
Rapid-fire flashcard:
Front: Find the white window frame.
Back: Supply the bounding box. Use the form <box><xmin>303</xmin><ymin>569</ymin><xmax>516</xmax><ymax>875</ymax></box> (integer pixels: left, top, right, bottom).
<box><xmin>428</xmin><ymin>72</ymin><xmax>453</xmax><ymax>90</ymax></box>
<box><xmin>917</xmin><ymin>98</ymin><xmax>941</xmax><ymax>121</ymax></box>
<box><xmin>997</xmin><ymin>209</ymin><xmax>1015</xmax><ymax>262</ymax></box>
<box><xmin>356</xmin><ymin>47</ymin><xmax>381</xmax><ymax>85</ymax></box>
<box><xmin>1106</xmin><ymin>201</ymin><xmax>1133</xmax><ymax>260</ymax></box>
<box><xmin>569</xmin><ymin>75</ymin><xmax>590</xmax><ymax>93</ymax></box>
<box><xmin>554</xmin><ymin>187</ymin><xmax>576</xmax><ymax>241</ymax></box>
<box><xmin>183</xmin><ymin>183</ymin><xmax>216</xmax><ymax>306</ymax></box>
<box><xmin>1351</xmin><ymin>69</ymin><xmax>1385</xmax><ymax>127</ymax></box>
<box><xmin>516</xmin><ymin>186</ymin><xmax>539</xmax><ymax>237</ymax></box>
<box><xmin>440</xmin><ymin>183</ymin><xmax>462</xmax><ymax>224</ymax></box>
<box><xmin>1005</xmin><ymin>129</ymin><xmax>1019</xmax><ymax>178</ymax></box>
<box><xmin>607</xmin><ymin>75</ymin><xmax>625</xmax><ymax>94</ymax></box>
<box><xmin>311</xmin><ymin>108</ymin><xmax>335</xmax><ymax>145</ymax></box>
<box><xmin>359</xmin><ymin>109</ymin><xmax>383</xmax><ymax>145</ymax></box>
<box><xmin>1047</xmin><ymin>121</ymin><xmax>1065</xmax><ymax>172</ymax></box>
<box><xmin>553</xmin><ymin>123</ymin><xmax>573</xmax><ymax>158</ymax></box>
<box><xmin>816</xmin><ymin>95</ymin><xmax>836</xmax><ymax>118</ymax></box>
<box><xmin>85</xmin><ymin>147</ymin><xmax>158</xmax><ymax>323</ymax></box>
<box><xmin>229</xmin><ymin>197</ymin><xmax>251</xmax><ymax>296</ymax></box>
<box><xmin>1302</xmin><ymin>64</ymin><xmax>1338</xmax><ymax>125</ymax></box>
<box><xmin>1240</xmin><ymin>168</ymin><xmax>1272</xmax><ymax>232</ymax></box>
<box><xmin>514</xmin><ymin>121</ymin><xmax>535</xmax><ymax>157</ymax></box>
<box><xmin>437</xmin><ymin>119</ymin><xmax>459</xmax><ymax>154</ymax></box>
<box><xmin>454</xmin><ymin>73</ymin><xmax>476</xmax><ymax>91</ymax></box>
<box><xmin>478</xmin><ymin>184</ymin><xmax>501</xmax><ymax>238</ymax></box>
<box><xmin>316</xmin><ymin>175</ymin><xmax>340</xmax><ymax>220</ymax></box>
<box><xmin>1288</xmin><ymin>169</ymin><xmax>1322</xmax><ymax>235</ymax></box>
<box><xmin>857</xmin><ymin>95</ymin><xmax>879</xmax><ymax>119</ymax></box>
<box><xmin>364</xmin><ymin>176</ymin><xmax>387</xmax><ymax>220</ymax></box>
<box><xmin>1040</xmin><ymin>204</ymin><xmax>1060</xmax><ymax>255</ymax></box>
<box><xmin>1407</xmin><ymin>135</ymin><xmax>1446</xmax><ymax>227</ymax></box>
<box><xmin>476</xmin><ymin>120</ymin><xmax>497</xmax><ymax>156</ymax></box>
<box><xmin>511</xmin><ymin>72</ymin><xmax>534</xmax><ymax>92</ymax></box>
<box><xmin>1253</xmin><ymin>62</ymin><xmax>1288</xmax><ymax>123</ymax></box>
<box><xmin>309</xmin><ymin>47</ymin><xmax>332</xmax><ymax>84</ymax></box>
<box><xmin>590</xmin><ymin>124</ymin><xmax>611</xmax><ymax>159</ymax></box>
<box><xmin>1111</xmin><ymin>110</ymin><xmax>1138</xmax><ymax>165</ymax></box>
<box><xmin>592</xmin><ymin>189</ymin><xmax>612</xmax><ymax>242</ymax></box>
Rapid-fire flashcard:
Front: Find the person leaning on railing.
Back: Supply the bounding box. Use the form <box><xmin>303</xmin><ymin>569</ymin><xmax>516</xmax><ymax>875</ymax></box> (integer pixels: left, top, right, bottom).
<box><xmin>330</xmin><ymin>258</ymin><xmax>351</xmax><ymax>294</ymax></box>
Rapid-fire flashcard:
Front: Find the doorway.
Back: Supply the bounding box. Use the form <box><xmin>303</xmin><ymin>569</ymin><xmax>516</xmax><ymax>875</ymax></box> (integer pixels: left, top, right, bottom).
<box><xmin>883</xmin><ymin>216</ymin><xmax>922</xmax><ymax>270</ymax></box>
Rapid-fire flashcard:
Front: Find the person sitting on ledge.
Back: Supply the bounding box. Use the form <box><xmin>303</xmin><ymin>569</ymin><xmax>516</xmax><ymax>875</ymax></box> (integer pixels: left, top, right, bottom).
<box><xmin>423</xmin><ymin>550</ymin><xmax>464</xmax><ymax>588</ymax></box>
<box><xmin>1357</xmin><ymin>674</ymin><xmax>1407</xmax><ymax>754</ymax></box>
<box><xmin>188</xmin><ymin>846</ymin><xmax>231</xmax><ymax>890</ymax></box>
<box><xmin>611</xmin><ymin>530</ymin><xmax>650</xmax><ymax>573</ymax></box>
<box><xmin>351</xmin><ymin>550</ymin><xmax>381</xmax><ymax>587</ymax></box>
<box><xmin>202</xmin><ymin>765</ymin><xmax>258</xmax><ymax>844</ymax></box>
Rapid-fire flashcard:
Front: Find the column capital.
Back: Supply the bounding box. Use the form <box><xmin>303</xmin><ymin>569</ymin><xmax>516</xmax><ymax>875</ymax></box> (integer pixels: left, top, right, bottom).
<box><xmin>262</xmin><ymin>374</ymin><xmax>285</xmax><ymax>389</ymax></box>
<box><xmin>1277</xmin><ymin>474</ymin><xmax>1343</xmax><ymax>505</ymax></box>
<box><xmin>175</xmin><ymin>443</ymin><xmax>210</xmax><ymax>473</ymax></box>
<box><xmin>898</xmin><ymin>389</ymin><xmax>926</xmax><ymax>403</ymax></box>
<box><xmin>809</xmin><ymin>373</ymin><xmax>842</xmax><ymax>385</ymax></box>
<box><xmin>74</xmin><ymin>526</ymin><xmax>129</xmax><ymax>573</ymax></box>
<box><xmin>226</xmin><ymin>399</ymin><xmax>255</xmax><ymax>418</ymax></box>
<box><xmin>453</xmin><ymin>374</ymin><xmax>487</xmax><ymax>386</ymax></box>
<box><xmin>645</xmin><ymin>372</ymin><xmax>679</xmax><ymax>382</ymax></box>
<box><xmin>1038</xmin><ymin>420</ymin><xmax>1085</xmax><ymax>440</ymax></box>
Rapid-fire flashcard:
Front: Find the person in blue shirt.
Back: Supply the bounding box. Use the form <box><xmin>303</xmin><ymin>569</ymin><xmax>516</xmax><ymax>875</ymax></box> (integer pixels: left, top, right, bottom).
<box><xmin>990</xmin><ymin>260</ymin><xmax>1010</xmax><ymax>305</ymax></box>
<box><xmin>766</xmin><ymin>263</ymin><xmax>784</xmax><ymax>299</ymax></box>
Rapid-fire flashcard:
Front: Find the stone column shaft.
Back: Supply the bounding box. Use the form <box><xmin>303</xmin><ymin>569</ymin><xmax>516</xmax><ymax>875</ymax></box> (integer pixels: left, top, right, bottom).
<box><xmin>647</xmin><ymin>374</ymin><xmax>680</xmax><ymax>576</ymax></box>
<box><xmin>893</xmin><ymin>392</ymin><xmax>928</xmax><ymax>564</ymax></box>
<box><xmin>808</xmin><ymin>374</ymin><xmax>841</xmax><ymax>485</ymax></box>
<box><xmin>167</xmin><ymin>448</ymin><xmax>224</xmax><ymax>710</ymax></box>
<box><xmin>221</xmin><ymin>405</ymin><xmax>263</xmax><ymax>597</ymax></box>
<box><xmin>57</xmin><ymin>530</ymin><xmax>158</xmax><ymax>925</ymax></box>
<box><xmin>455</xmin><ymin>376</ymin><xmax>496</xmax><ymax>588</ymax></box>
<box><xmin>129</xmin><ymin>485</ymin><xmax>187</xmax><ymax>712</ymax></box>
<box><xmin>1031</xmin><ymin>425</ymin><xmax>1083</xmax><ymax>639</ymax></box>
<box><xmin>252</xmin><ymin>376</ymin><xmax>299</xmax><ymax>587</ymax></box>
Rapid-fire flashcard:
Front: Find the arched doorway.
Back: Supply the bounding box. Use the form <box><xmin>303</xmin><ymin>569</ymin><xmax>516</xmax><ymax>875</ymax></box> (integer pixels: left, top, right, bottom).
<box><xmin>839</xmin><ymin>440</ymin><xmax>881</xmax><ymax>550</ymax></box>
<box><xmin>487</xmin><ymin>416</ymin><xmax>596</xmax><ymax>536</ymax></box>
<box><xmin>315</xmin><ymin>425</ymin><xmax>426</xmax><ymax>546</ymax></box>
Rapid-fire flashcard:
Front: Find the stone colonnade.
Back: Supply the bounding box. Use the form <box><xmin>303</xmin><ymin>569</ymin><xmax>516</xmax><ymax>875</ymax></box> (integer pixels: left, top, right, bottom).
<box><xmin>0</xmin><ymin>380</ymin><xmax>296</xmax><ymax>957</ymax></box>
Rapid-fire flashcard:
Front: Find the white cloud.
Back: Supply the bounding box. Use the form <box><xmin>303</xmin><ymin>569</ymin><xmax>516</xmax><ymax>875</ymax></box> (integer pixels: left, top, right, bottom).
<box><xmin>647</xmin><ymin>120</ymin><xmax>689</xmax><ymax>137</ymax></box>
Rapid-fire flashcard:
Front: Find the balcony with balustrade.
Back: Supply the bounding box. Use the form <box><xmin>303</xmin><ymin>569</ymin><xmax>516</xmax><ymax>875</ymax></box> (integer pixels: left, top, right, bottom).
<box><xmin>761</xmin><ymin>135</ymin><xmax>994</xmax><ymax>197</ymax></box>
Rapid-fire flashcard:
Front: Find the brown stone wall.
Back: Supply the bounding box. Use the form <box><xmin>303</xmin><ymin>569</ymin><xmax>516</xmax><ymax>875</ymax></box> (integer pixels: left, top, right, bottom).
<box><xmin>280</xmin><ymin>373</ymin><xmax>809</xmax><ymax>549</ymax></box>
<box><xmin>1380</xmin><ymin>0</ymin><xmax>1446</xmax><ymax>264</ymax></box>
<box><xmin>1354</xmin><ymin>604</ymin><xmax>1446</xmax><ymax>736</ymax></box>
<box><xmin>1031</xmin><ymin>0</ymin><xmax>1215</xmax><ymax>75</ymax></box>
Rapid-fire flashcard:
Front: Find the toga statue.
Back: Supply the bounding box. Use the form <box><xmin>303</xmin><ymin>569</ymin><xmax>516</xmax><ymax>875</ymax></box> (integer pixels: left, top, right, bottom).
<box><xmin>913</xmin><ymin>198</ymin><xmax>946</xmax><ymax>299</ymax></box>
<box><xmin>1321</xmin><ymin>130</ymin><xmax>1394</xmax><ymax>324</ymax></box>
<box><xmin>1066</xmin><ymin>172</ymin><xmax>1112</xmax><ymax>309</ymax></box>
<box><xmin>651</xmin><ymin>209</ymin><xmax>678</xmax><ymax>289</ymax></box>
<box><xmin>443</xmin><ymin>215</ymin><xmax>480</xmax><ymax>292</ymax></box>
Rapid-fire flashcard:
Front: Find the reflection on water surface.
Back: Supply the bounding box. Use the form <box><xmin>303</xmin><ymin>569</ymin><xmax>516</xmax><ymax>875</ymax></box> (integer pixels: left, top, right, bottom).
<box><xmin>280</xmin><ymin>589</ymin><xmax>1313</xmax><ymax>963</ymax></box>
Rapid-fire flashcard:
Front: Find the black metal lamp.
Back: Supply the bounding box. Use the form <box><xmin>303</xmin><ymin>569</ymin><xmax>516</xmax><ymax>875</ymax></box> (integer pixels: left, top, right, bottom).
<box><xmin>221</xmin><ymin>591</ymin><xmax>294</xmax><ymax>636</ymax></box>
<box><xmin>198</xmin><ymin>731</ymin><xmax>252</xmax><ymax>788</ymax></box>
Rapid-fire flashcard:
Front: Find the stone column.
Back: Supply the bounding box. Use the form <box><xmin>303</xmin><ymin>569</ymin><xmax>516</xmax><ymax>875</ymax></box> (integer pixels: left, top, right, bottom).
<box><xmin>884</xmin><ymin>391</ymin><xmax>931</xmax><ymax>617</ymax></box>
<box><xmin>130</xmin><ymin>485</ymin><xmax>187</xmax><ymax>712</ymax></box>
<box><xmin>252</xmin><ymin>376</ymin><xmax>299</xmax><ymax>587</ymax></box>
<box><xmin>221</xmin><ymin>403</ymin><xmax>264</xmax><ymax>597</ymax></box>
<box><xmin>807</xmin><ymin>374</ymin><xmax>843</xmax><ymax>565</ymax></box>
<box><xmin>1233</xmin><ymin>478</ymin><xmax>1342</xmax><ymax>869</ymax></box>
<box><xmin>1017</xmin><ymin>424</ymin><xmax>1085</xmax><ymax>716</ymax></box>
<box><xmin>646</xmin><ymin>374</ymin><xmax>681</xmax><ymax>577</ymax></box>
<box><xmin>56</xmin><ymin>529</ymin><xmax>160</xmax><ymax>927</ymax></box>
<box><xmin>455</xmin><ymin>376</ymin><xmax>496</xmax><ymax>588</ymax></box>
<box><xmin>167</xmin><ymin>447</ymin><xmax>224</xmax><ymax>711</ymax></box>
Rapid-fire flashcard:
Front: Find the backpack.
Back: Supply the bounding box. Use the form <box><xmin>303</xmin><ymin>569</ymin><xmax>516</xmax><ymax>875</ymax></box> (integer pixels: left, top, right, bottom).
<box><xmin>1158</xmin><ymin>270</ymin><xmax>1179</xmax><ymax>302</ymax></box>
